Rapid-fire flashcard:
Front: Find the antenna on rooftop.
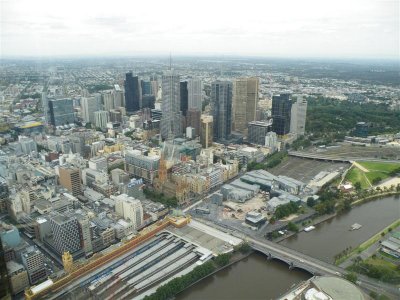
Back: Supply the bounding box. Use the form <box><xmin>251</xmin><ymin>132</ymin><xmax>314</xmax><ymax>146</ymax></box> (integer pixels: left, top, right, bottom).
<box><xmin>169</xmin><ymin>53</ymin><xmax>172</xmax><ymax>70</ymax></box>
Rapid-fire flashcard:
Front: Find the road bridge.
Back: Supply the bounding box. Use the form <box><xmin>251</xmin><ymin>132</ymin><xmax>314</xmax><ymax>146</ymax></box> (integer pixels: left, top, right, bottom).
<box><xmin>248</xmin><ymin>237</ymin><xmax>400</xmax><ymax>299</ymax></box>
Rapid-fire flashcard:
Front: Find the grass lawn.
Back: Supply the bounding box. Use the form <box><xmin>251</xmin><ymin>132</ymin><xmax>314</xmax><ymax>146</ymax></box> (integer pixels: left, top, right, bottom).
<box><xmin>365</xmin><ymin>257</ymin><xmax>399</xmax><ymax>272</ymax></box>
<box><xmin>346</xmin><ymin>167</ymin><xmax>370</xmax><ymax>188</ymax></box>
<box><xmin>358</xmin><ymin>161</ymin><xmax>400</xmax><ymax>173</ymax></box>
<box><xmin>346</xmin><ymin>161</ymin><xmax>400</xmax><ymax>188</ymax></box>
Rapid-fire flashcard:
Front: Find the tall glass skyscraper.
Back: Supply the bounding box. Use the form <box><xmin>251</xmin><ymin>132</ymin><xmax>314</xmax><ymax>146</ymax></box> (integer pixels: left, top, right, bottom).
<box><xmin>48</xmin><ymin>98</ymin><xmax>75</xmax><ymax>126</ymax></box>
<box><xmin>160</xmin><ymin>70</ymin><xmax>182</xmax><ymax>139</ymax></box>
<box><xmin>212</xmin><ymin>81</ymin><xmax>232</xmax><ymax>141</ymax></box>
<box><xmin>272</xmin><ymin>94</ymin><xmax>292</xmax><ymax>136</ymax></box>
<box><xmin>124</xmin><ymin>72</ymin><xmax>141</xmax><ymax>113</ymax></box>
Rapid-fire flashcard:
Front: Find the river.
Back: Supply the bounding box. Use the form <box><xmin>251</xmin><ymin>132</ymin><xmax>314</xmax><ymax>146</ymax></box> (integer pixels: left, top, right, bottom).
<box><xmin>177</xmin><ymin>196</ymin><xmax>400</xmax><ymax>299</ymax></box>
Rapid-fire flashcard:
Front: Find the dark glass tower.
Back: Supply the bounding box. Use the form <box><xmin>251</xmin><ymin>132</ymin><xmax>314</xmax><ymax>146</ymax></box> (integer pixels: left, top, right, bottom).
<box><xmin>272</xmin><ymin>94</ymin><xmax>292</xmax><ymax>136</ymax></box>
<box><xmin>125</xmin><ymin>72</ymin><xmax>141</xmax><ymax>113</ymax></box>
<box><xmin>180</xmin><ymin>81</ymin><xmax>188</xmax><ymax>117</ymax></box>
<box><xmin>212</xmin><ymin>81</ymin><xmax>232</xmax><ymax>141</ymax></box>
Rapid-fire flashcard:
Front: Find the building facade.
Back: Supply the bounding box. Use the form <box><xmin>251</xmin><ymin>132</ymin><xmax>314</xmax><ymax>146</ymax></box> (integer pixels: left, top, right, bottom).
<box><xmin>212</xmin><ymin>81</ymin><xmax>232</xmax><ymax>141</ymax></box>
<box><xmin>188</xmin><ymin>78</ymin><xmax>202</xmax><ymax>111</ymax></box>
<box><xmin>200</xmin><ymin>115</ymin><xmax>213</xmax><ymax>148</ymax></box>
<box><xmin>160</xmin><ymin>70</ymin><xmax>182</xmax><ymax>139</ymax></box>
<box><xmin>48</xmin><ymin>99</ymin><xmax>75</xmax><ymax>126</ymax></box>
<box><xmin>248</xmin><ymin>121</ymin><xmax>272</xmax><ymax>145</ymax></box>
<box><xmin>232</xmin><ymin>77</ymin><xmax>259</xmax><ymax>135</ymax></box>
<box><xmin>290</xmin><ymin>96</ymin><xmax>307</xmax><ymax>136</ymax></box>
<box><xmin>272</xmin><ymin>94</ymin><xmax>292</xmax><ymax>136</ymax></box>
<box><xmin>125</xmin><ymin>72</ymin><xmax>141</xmax><ymax>114</ymax></box>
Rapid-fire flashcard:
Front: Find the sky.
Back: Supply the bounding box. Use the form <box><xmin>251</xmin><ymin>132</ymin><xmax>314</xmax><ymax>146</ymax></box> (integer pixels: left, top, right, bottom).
<box><xmin>1</xmin><ymin>0</ymin><xmax>399</xmax><ymax>59</ymax></box>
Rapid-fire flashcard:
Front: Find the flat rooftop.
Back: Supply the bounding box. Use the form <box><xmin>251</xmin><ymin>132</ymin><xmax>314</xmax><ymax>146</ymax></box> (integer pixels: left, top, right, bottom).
<box><xmin>166</xmin><ymin>219</ymin><xmax>242</xmax><ymax>255</ymax></box>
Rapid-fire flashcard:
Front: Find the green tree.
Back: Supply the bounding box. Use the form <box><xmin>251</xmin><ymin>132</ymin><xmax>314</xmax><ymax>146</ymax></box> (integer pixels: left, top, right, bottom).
<box><xmin>344</xmin><ymin>272</ymin><xmax>358</xmax><ymax>283</ymax></box>
<box><xmin>354</xmin><ymin>182</ymin><xmax>362</xmax><ymax>191</ymax></box>
<box><xmin>306</xmin><ymin>197</ymin><xmax>316</xmax><ymax>207</ymax></box>
<box><xmin>214</xmin><ymin>253</ymin><xmax>232</xmax><ymax>267</ymax></box>
<box><xmin>287</xmin><ymin>222</ymin><xmax>299</xmax><ymax>232</ymax></box>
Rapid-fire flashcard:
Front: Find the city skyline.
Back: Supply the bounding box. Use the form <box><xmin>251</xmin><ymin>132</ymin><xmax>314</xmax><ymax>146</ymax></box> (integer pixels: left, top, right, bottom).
<box><xmin>1</xmin><ymin>0</ymin><xmax>398</xmax><ymax>59</ymax></box>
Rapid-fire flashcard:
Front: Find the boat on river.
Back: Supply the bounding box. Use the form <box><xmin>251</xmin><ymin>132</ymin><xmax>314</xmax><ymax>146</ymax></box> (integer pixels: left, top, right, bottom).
<box><xmin>304</xmin><ymin>226</ymin><xmax>315</xmax><ymax>232</ymax></box>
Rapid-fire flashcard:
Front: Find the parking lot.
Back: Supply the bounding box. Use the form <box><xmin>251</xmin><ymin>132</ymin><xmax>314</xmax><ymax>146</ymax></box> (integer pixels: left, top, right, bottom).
<box><xmin>269</xmin><ymin>157</ymin><xmax>348</xmax><ymax>183</ymax></box>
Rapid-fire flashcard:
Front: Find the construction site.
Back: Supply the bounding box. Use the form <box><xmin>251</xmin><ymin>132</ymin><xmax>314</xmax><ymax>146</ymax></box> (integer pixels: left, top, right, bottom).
<box><xmin>24</xmin><ymin>216</ymin><xmax>241</xmax><ymax>300</ymax></box>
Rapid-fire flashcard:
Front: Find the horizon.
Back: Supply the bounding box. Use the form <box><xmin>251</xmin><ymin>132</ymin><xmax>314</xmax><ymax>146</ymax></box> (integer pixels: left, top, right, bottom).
<box><xmin>1</xmin><ymin>0</ymin><xmax>398</xmax><ymax>60</ymax></box>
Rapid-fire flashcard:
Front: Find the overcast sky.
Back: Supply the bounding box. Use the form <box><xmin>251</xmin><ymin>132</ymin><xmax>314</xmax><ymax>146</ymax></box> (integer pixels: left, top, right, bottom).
<box><xmin>1</xmin><ymin>0</ymin><xmax>398</xmax><ymax>59</ymax></box>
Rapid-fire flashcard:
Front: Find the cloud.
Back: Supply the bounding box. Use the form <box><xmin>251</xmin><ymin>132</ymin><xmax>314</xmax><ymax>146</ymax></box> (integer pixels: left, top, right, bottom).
<box><xmin>0</xmin><ymin>0</ymin><xmax>398</xmax><ymax>58</ymax></box>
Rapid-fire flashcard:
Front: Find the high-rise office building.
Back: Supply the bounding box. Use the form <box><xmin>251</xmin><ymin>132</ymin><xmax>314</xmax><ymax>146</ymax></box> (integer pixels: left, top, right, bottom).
<box><xmin>93</xmin><ymin>111</ymin><xmax>109</xmax><ymax>129</ymax></box>
<box><xmin>21</xmin><ymin>246</ymin><xmax>47</xmax><ymax>285</ymax></box>
<box><xmin>141</xmin><ymin>80</ymin><xmax>152</xmax><ymax>95</ymax></box>
<box><xmin>142</xmin><ymin>95</ymin><xmax>155</xmax><ymax>109</ymax></box>
<box><xmin>41</xmin><ymin>92</ymin><xmax>49</xmax><ymax>124</ymax></box>
<box><xmin>58</xmin><ymin>165</ymin><xmax>82</xmax><ymax>197</ymax></box>
<box><xmin>49</xmin><ymin>212</ymin><xmax>81</xmax><ymax>255</ymax></box>
<box><xmin>180</xmin><ymin>81</ymin><xmax>188</xmax><ymax>117</ymax></box>
<box><xmin>113</xmin><ymin>84</ymin><xmax>124</xmax><ymax>108</ymax></box>
<box><xmin>212</xmin><ymin>81</ymin><xmax>232</xmax><ymax>141</ymax></box>
<box><xmin>248</xmin><ymin>121</ymin><xmax>272</xmax><ymax>145</ymax></box>
<box><xmin>103</xmin><ymin>91</ymin><xmax>115</xmax><ymax>111</ymax></box>
<box><xmin>232</xmin><ymin>77</ymin><xmax>259</xmax><ymax>135</ymax></box>
<box><xmin>272</xmin><ymin>94</ymin><xmax>292</xmax><ymax>136</ymax></box>
<box><xmin>76</xmin><ymin>215</ymin><xmax>93</xmax><ymax>255</ymax></box>
<box><xmin>48</xmin><ymin>99</ymin><xmax>75</xmax><ymax>126</ymax></box>
<box><xmin>290</xmin><ymin>96</ymin><xmax>307</xmax><ymax>136</ymax></box>
<box><xmin>81</xmin><ymin>96</ymin><xmax>101</xmax><ymax>124</ymax></box>
<box><xmin>114</xmin><ymin>194</ymin><xmax>143</xmax><ymax>229</ymax></box>
<box><xmin>200</xmin><ymin>115</ymin><xmax>213</xmax><ymax>148</ymax></box>
<box><xmin>124</xmin><ymin>72</ymin><xmax>141</xmax><ymax>114</ymax></box>
<box><xmin>150</xmin><ymin>79</ymin><xmax>158</xmax><ymax>97</ymax></box>
<box><xmin>160</xmin><ymin>70</ymin><xmax>182</xmax><ymax>139</ymax></box>
<box><xmin>186</xmin><ymin>109</ymin><xmax>201</xmax><ymax>136</ymax></box>
<box><xmin>188</xmin><ymin>78</ymin><xmax>202</xmax><ymax>111</ymax></box>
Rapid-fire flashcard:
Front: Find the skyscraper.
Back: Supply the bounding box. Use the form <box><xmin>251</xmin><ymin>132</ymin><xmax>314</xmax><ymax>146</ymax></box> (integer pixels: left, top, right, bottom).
<box><xmin>186</xmin><ymin>108</ymin><xmax>201</xmax><ymax>136</ymax></box>
<box><xmin>93</xmin><ymin>111</ymin><xmax>109</xmax><ymax>129</ymax></box>
<box><xmin>188</xmin><ymin>78</ymin><xmax>202</xmax><ymax>111</ymax></box>
<box><xmin>290</xmin><ymin>96</ymin><xmax>307</xmax><ymax>136</ymax></box>
<box><xmin>248</xmin><ymin>121</ymin><xmax>272</xmax><ymax>145</ymax></box>
<box><xmin>232</xmin><ymin>77</ymin><xmax>259</xmax><ymax>135</ymax></box>
<box><xmin>141</xmin><ymin>80</ymin><xmax>152</xmax><ymax>95</ymax></box>
<box><xmin>180</xmin><ymin>81</ymin><xmax>188</xmax><ymax>116</ymax></box>
<box><xmin>272</xmin><ymin>94</ymin><xmax>292</xmax><ymax>136</ymax></box>
<box><xmin>212</xmin><ymin>81</ymin><xmax>232</xmax><ymax>141</ymax></box>
<box><xmin>200</xmin><ymin>115</ymin><xmax>213</xmax><ymax>148</ymax></box>
<box><xmin>81</xmin><ymin>96</ymin><xmax>101</xmax><ymax>123</ymax></box>
<box><xmin>103</xmin><ymin>91</ymin><xmax>115</xmax><ymax>111</ymax></box>
<box><xmin>124</xmin><ymin>72</ymin><xmax>141</xmax><ymax>114</ymax></box>
<box><xmin>48</xmin><ymin>99</ymin><xmax>75</xmax><ymax>126</ymax></box>
<box><xmin>160</xmin><ymin>70</ymin><xmax>182</xmax><ymax>139</ymax></box>
<box><xmin>58</xmin><ymin>165</ymin><xmax>82</xmax><ymax>197</ymax></box>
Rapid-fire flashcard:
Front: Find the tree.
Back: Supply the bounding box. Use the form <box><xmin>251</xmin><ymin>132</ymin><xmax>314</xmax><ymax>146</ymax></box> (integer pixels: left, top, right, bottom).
<box><xmin>307</xmin><ymin>197</ymin><xmax>316</xmax><ymax>207</ymax></box>
<box><xmin>287</xmin><ymin>222</ymin><xmax>299</xmax><ymax>233</ymax></box>
<box><xmin>344</xmin><ymin>272</ymin><xmax>358</xmax><ymax>283</ymax></box>
<box><xmin>372</xmin><ymin>177</ymin><xmax>382</xmax><ymax>185</ymax></box>
<box><xmin>214</xmin><ymin>253</ymin><xmax>231</xmax><ymax>267</ymax></box>
<box><xmin>354</xmin><ymin>182</ymin><xmax>362</xmax><ymax>191</ymax></box>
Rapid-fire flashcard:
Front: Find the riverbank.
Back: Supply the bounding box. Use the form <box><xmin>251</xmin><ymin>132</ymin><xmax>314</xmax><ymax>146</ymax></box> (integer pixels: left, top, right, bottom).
<box><xmin>336</xmin><ymin>219</ymin><xmax>400</xmax><ymax>266</ymax></box>
<box><xmin>351</xmin><ymin>191</ymin><xmax>400</xmax><ymax>207</ymax></box>
<box><xmin>275</xmin><ymin>213</ymin><xmax>336</xmax><ymax>243</ymax></box>
<box><xmin>174</xmin><ymin>250</ymin><xmax>253</xmax><ymax>298</ymax></box>
<box><xmin>143</xmin><ymin>250</ymin><xmax>253</xmax><ymax>300</ymax></box>
<box><xmin>275</xmin><ymin>191</ymin><xmax>400</xmax><ymax>243</ymax></box>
